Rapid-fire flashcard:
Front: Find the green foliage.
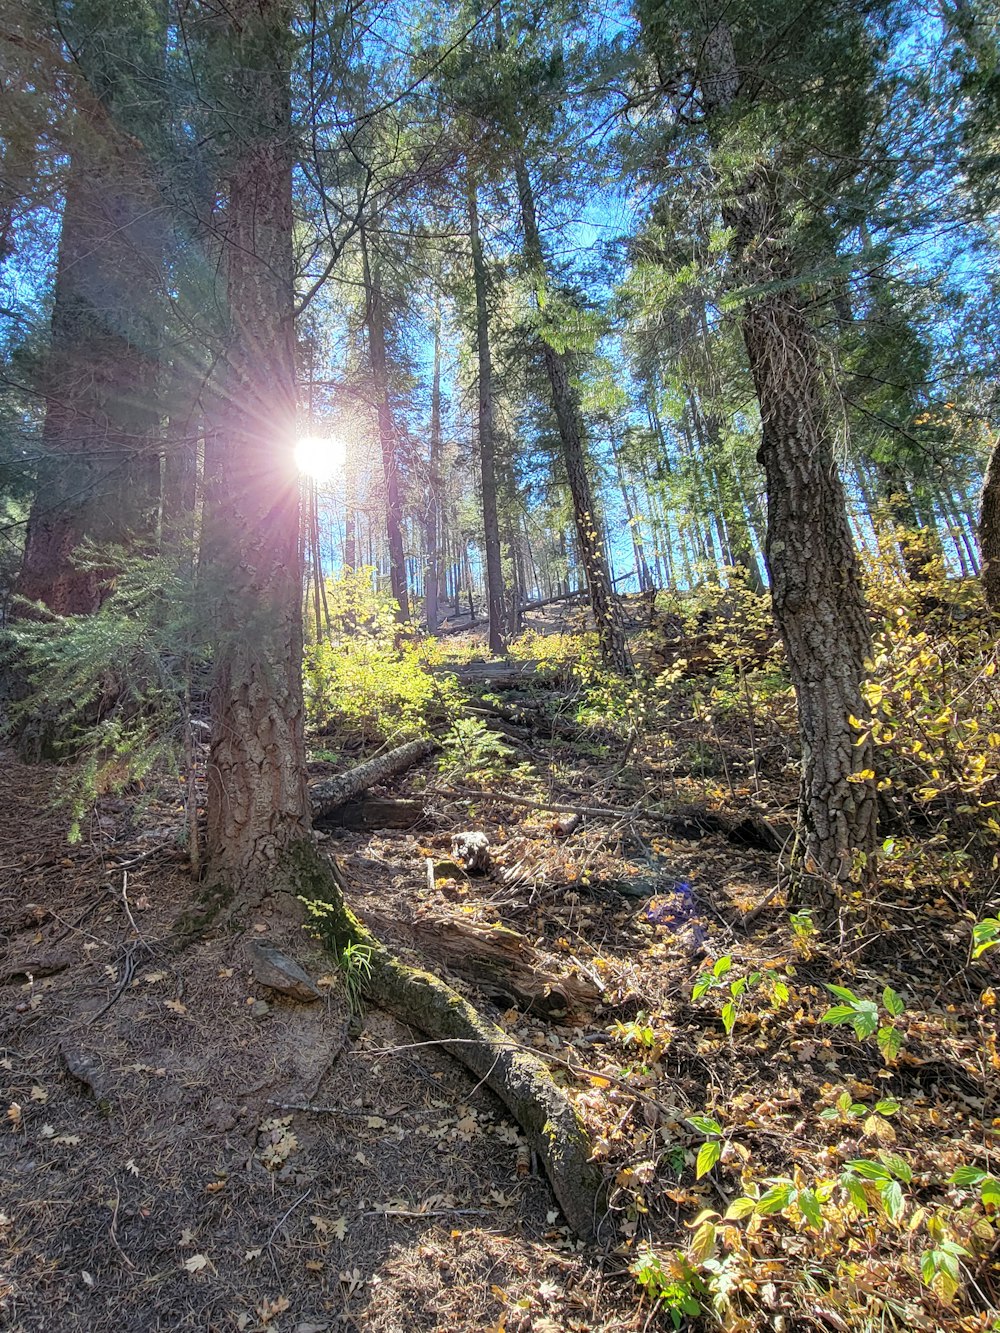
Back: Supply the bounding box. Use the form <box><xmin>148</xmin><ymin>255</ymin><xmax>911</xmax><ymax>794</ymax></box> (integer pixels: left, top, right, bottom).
<box><xmin>2</xmin><ymin>542</ymin><xmax>205</xmax><ymax>842</ymax></box>
<box><xmin>335</xmin><ymin>940</ymin><xmax>373</xmax><ymax>1015</ymax></box>
<box><xmin>821</xmin><ymin>982</ymin><xmax>906</xmax><ymax>1063</ymax></box>
<box><xmin>972</xmin><ymin>915</ymin><xmax>1000</xmax><ymax>959</ymax></box>
<box><xmin>436</xmin><ymin>716</ymin><xmax>518</xmax><ymax>784</ymax></box>
<box><xmin>692</xmin><ymin>956</ymin><xmax>790</xmax><ymax>1035</ymax></box>
<box><xmin>629</xmin><ymin>1245</ymin><xmax>704</xmax><ymax>1328</ymax></box>
<box><xmin>304</xmin><ymin>637</ymin><xmax>446</xmax><ymax>745</ymax></box>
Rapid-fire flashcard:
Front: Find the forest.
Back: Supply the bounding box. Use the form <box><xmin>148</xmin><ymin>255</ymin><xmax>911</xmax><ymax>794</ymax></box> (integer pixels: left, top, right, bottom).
<box><xmin>1</xmin><ymin>0</ymin><xmax>1000</xmax><ymax>1328</ymax></box>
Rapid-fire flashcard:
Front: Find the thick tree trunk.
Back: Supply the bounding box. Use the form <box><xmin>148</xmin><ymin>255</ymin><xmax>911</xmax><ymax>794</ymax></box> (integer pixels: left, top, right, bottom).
<box><xmin>15</xmin><ymin>116</ymin><xmax>162</xmax><ymax>614</ymax></box>
<box><xmin>201</xmin><ymin>0</ymin><xmax>310</xmax><ymax>899</ymax></box>
<box><xmin>513</xmin><ymin>159</ymin><xmax>631</xmax><ymax>675</ymax></box>
<box><xmin>979</xmin><ymin>435</ymin><xmax>1000</xmax><ymax>610</ymax></box>
<box><xmin>360</xmin><ymin>223</ymin><xmax>410</xmax><ymax>621</ymax></box>
<box><xmin>467</xmin><ymin>168</ymin><xmax>507</xmax><ymax>655</ymax></box>
<box><xmin>700</xmin><ymin>19</ymin><xmax>877</xmax><ymax>916</ymax></box>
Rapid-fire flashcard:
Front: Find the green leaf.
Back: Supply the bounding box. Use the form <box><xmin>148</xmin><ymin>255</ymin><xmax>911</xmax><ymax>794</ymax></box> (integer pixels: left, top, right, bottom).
<box><xmin>713</xmin><ymin>956</ymin><xmax>733</xmax><ymax>979</ymax></box>
<box><xmin>880</xmin><ymin>1179</ymin><xmax>904</xmax><ymax>1221</ymax></box>
<box><xmin>725</xmin><ymin>1196</ymin><xmax>757</xmax><ymax>1220</ymax></box>
<box><xmin>696</xmin><ymin>1139</ymin><xmax>722</xmax><ymax>1179</ymax></box>
<box><xmin>686</xmin><ymin>1115</ymin><xmax>722</xmax><ymax>1137</ymax></box>
<box><xmin>797</xmin><ymin>1187</ymin><xmax>823</xmax><ymax>1230</ymax></box>
<box><xmin>877</xmin><ymin>1025</ymin><xmax>904</xmax><ymax>1061</ymax></box>
<box><xmin>845</xmin><ymin>1159</ymin><xmax>891</xmax><ymax>1181</ymax></box>
<box><xmin>882</xmin><ymin>986</ymin><xmax>904</xmax><ymax>1016</ymax></box>
<box><xmin>755</xmin><ymin>1181</ymin><xmax>794</xmax><ymax>1215</ymax></box>
<box><xmin>874</xmin><ymin>1098</ymin><xmax>901</xmax><ymax>1116</ymax></box>
<box><xmin>821</xmin><ymin>1005</ymin><xmax>857</xmax><ymax>1025</ymax></box>
<box><xmin>825</xmin><ymin>983</ymin><xmax>860</xmax><ymax>1003</ymax></box>
<box><xmin>948</xmin><ymin>1165</ymin><xmax>987</xmax><ymax>1188</ymax></box>
<box><xmin>721</xmin><ymin>1001</ymin><xmax>736</xmax><ymax>1034</ymax></box>
<box><xmin>851</xmin><ymin>1001</ymin><xmax>879</xmax><ymax>1039</ymax></box>
<box><xmin>692</xmin><ymin>976</ymin><xmax>711</xmax><ymax>1000</ymax></box>
<box><xmin>920</xmin><ymin>1249</ymin><xmax>938</xmax><ymax>1285</ymax></box>
<box><xmin>771</xmin><ymin>980</ymin><xmax>790</xmax><ymax>1004</ymax></box>
<box><xmin>880</xmin><ymin>1153</ymin><xmax>912</xmax><ymax>1183</ymax></box>
<box><xmin>730</xmin><ymin>976</ymin><xmax>747</xmax><ymax>999</ymax></box>
<box><xmin>980</xmin><ymin>1175</ymin><xmax>1000</xmax><ymax>1207</ymax></box>
<box><xmin>842</xmin><ymin>1174</ymin><xmax>869</xmax><ymax>1215</ymax></box>
<box><xmin>819</xmin><ymin>1107</ymin><xmax>840</xmax><ymax>1121</ymax></box>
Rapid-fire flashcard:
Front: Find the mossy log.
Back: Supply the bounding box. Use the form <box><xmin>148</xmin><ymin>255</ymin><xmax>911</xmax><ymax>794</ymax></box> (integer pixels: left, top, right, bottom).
<box><xmin>290</xmin><ymin>843</ymin><xmax>606</xmax><ymax>1238</ymax></box>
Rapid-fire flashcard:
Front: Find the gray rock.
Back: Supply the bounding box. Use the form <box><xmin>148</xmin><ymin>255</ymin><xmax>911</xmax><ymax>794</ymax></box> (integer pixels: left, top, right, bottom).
<box><xmin>245</xmin><ymin>940</ymin><xmax>321</xmax><ymax>1003</ymax></box>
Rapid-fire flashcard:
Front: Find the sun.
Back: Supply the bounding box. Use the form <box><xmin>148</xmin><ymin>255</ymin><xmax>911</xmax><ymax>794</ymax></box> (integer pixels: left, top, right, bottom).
<box><xmin>294</xmin><ymin>433</ymin><xmax>346</xmax><ymax>482</ymax></box>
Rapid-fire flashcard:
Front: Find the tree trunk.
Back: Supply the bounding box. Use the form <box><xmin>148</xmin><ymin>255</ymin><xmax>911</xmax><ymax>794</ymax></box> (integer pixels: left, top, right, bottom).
<box><xmin>200</xmin><ymin>0</ymin><xmax>310</xmax><ymax>900</ymax></box>
<box><xmin>423</xmin><ymin>306</ymin><xmax>443</xmax><ymax>631</ymax></box>
<box><xmin>15</xmin><ymin>110</ymin><xmax>162</xmax><ymax>614</ymax></box>
<box><xmin>467</xmin><ymin>167</ymin><xmax>507</xmax><ymax>655</ymax></box>
<box><xmin>979</xmin><ymin>435</ymin><xmax>1000</xmax><ymax>610</ymax></box>
<box><xmin>360</xmin><ymin>222</ymin><xmax>410</xmax><ymax>621</ymax></box>
<box><xmin>700</xmin><ymin>19</ymin><xmax>877</xmax><ymax>916</ymax></box>
<box><xmin>513</xmin><ymin>159</ymin><xmax>631</xmax><ymax>674</ymax></box>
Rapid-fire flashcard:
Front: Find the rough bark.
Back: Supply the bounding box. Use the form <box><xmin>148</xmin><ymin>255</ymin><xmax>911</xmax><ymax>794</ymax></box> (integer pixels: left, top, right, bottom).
<box><xmin>360</xmin><ymin>222</ymin><xmax>410</xmax><ymax>622</ymax></box>
<box><xmin>15</xmin><ymin>108</ymin><xmax>162</xmax><ymax>614</ymax></box>
<box><xmin>699</xmin><ymin>18</ymin><xmax>877</xmax><ymax>915</ymax></box>
<box><xmin>310</xmin><ymin>738</ymin><xmax>434</xmax><ymax>822</ymax></box>
<box><xmin>467</xmin><ymin>167</ymin><xmax>508</xmax><ymax>655</ymax></box>
<box><xmin>200</xmin><ymin>0</ymin><xmax>310</xmax><ymax>898</ymax></box>
<box><xmin>979</xmin><ymin>434</ymin><xmax>1000</xmax><ymax>611</ymax></box>
<box><xmin>513</xmin><ymin>159</ymin><xmax>632</xmax><ymax>675</ymax></box>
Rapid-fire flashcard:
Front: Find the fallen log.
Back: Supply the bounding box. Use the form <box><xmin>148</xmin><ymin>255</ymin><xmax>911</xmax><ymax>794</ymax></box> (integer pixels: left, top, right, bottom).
<box><xmin>310</xmin><ymin>739</ymin><xmax>434</xmax><ymax>822</ymax></box>
<box><xmin>291</xmin><ymin>844</ymin><xmax>606</xmax><ymax>1238</ymax></box>
<box><xmin>442</xmin><ymin>786</ymin><xmax>789</xmax><ymax>853</ymax></box>
<box><xmin>365</xmin><ymin>905</ymin><xmax>602</xmax><ymax>1020</ymax></box>
<box><xmin>318</xmin><ymin>797</ymin><xmax>424</xmax><ymax>830</ymax></box>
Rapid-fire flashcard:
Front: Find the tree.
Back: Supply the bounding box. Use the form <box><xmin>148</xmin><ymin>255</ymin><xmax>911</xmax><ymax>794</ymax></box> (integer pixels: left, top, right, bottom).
<box><xmin>635</xmin><ymin>1</ymin><xmax>883</xmax><ymax>913</ymax></box>
<box><xmin>14</xmin><ymin>0</ymin><xmax>166</xmax><ymax>614</ymax></box>
<box><xmin>198</xmin><ymin>0</ymin><xmax>311</xmax><ymax>897</ymax></box>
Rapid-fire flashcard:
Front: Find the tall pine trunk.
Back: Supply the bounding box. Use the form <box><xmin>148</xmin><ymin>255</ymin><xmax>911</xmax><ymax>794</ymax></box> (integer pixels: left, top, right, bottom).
<box><xmin>468</xmin><ymin>167</ymin><xmax>507</xmax><ymax>654</ymax></box>
<box><xmin>201</xmin><ymin>0</ymin><xmax>310</xmax><ymax>897</ymax></box>
<box><xmin>513</xmin><ymin>158</ymin><xmax>631</xmax><ymax>674</ymax></box>
<box><xmin>979</xmin><ymin>436</ymin><xmax>1000</xmax><ymax>610</ymax></box>
<box><xmin>701</xmin><ymin>20</ymin><xmax>877</xmax><ymax>914</ymax></box>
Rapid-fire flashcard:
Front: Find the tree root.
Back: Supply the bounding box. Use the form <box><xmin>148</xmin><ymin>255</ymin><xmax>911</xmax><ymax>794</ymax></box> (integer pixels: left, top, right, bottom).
<box><xmin>287</xmin><ymin>841</ymin><xmax>607</xmax><ymax>1239</ymax></box>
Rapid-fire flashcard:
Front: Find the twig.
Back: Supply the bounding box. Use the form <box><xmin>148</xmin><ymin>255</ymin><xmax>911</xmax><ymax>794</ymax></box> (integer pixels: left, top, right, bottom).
<box><xmin>264</xmin><ymin>1188</ymin><xmax>312</xmax><ymax>1248</ymax></box>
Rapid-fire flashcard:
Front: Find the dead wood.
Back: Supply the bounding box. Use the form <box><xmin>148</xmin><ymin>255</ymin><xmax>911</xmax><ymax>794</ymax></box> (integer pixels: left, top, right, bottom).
<box><xmin>365</xmin><ymin>905</ymin><xmax>602</xmax><ymax>1020</ymax></box>
<box><xmin>309</xmin><ymin>739</ymin><xmax>434</xmax><ymax>822</ymax></box>
<box><xmin>319</xmin><ymin>797</ymin><xmax>424</xmax><ymax>830</ymax></box>
<box><xmin>297</xmin><ymin>847</ymin><xmax>606</xmax><ymax>1238</ymax></box>
<box><xmin>442</xmin><ymin>786</ymin><xmax>788</xmax><ymax>852</ymax></box>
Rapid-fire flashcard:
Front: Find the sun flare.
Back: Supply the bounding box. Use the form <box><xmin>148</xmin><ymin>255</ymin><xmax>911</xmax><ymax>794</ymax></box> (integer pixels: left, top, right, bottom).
<box><xmin>294</xmin><ymin>433</ymin><xmax>346</xmax><ymax>482</ymax></box>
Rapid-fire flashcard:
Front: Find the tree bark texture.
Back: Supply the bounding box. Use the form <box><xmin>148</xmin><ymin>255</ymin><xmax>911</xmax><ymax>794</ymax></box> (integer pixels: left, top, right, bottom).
<box><xmin>513</xmin><ymin>158</ymin><xmax>632</xmax><ymax>675</ymax></box>
<box><xmin>699</xmin><ymin>18</ymin><xmax>877</xmax><ymax>913</ymax></box>
<box><xmin>979</xmin><ymin>435</ymin><xmax>1000</xmax><ymax>611</ymax></box>
<box><xmin>16</xmin><ymin>108</ymin><xmax>162</xmax><ymax>613</ymax></box>
<box><xmin>201</xmin><ymin>0</ymin><xmax>310</xmax><ymax>896</ymax></box>
<box><xmin>468</xmin><ymin>167</ymin><xmax>507</xmax><ymax>655</ymax></box>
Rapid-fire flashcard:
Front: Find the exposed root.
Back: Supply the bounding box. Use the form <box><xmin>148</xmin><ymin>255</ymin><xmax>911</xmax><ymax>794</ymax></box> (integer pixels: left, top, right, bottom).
<box><xmin>286</xmin><ymin>840</ymin><xmax>607</xmax><ymax>1239</ymax></box>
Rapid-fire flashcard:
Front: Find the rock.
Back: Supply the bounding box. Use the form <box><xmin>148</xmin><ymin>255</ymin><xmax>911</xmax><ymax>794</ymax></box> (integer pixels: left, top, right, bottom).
<box><xmin>451</xmin><ymin>831</ymin><xmax>492</xmax><ymax>874</ymax></box>
<box><xmin>250</xmin><ymin>999</ymin><xmax>272</xmax><ymax>1018</ymax></box>
<box><xmin>59</xmin><ymin>1038</ymin><xmax>113</xmax><ymax>1099</ymax></box>
<box><xmin>245</xmin><ymin>940</ymin><xmax>322</xmax><ymax>1003</ymax></box>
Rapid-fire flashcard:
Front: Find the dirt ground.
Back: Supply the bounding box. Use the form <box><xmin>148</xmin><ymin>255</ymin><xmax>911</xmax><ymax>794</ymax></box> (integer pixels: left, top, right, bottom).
<box><xmin>0</xmin><ymin>702</ymin><xmax>784</xmax><ymax>1333</ymax></box>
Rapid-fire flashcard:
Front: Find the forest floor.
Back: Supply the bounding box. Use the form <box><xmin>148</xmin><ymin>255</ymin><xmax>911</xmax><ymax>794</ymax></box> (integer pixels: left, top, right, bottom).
<box><xmin>1</xmin><ymin>597</ymin><xmax>998</xmax><ymax>1333</ymax></box>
